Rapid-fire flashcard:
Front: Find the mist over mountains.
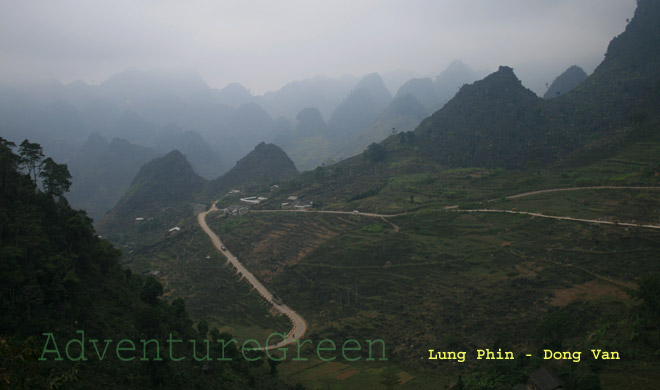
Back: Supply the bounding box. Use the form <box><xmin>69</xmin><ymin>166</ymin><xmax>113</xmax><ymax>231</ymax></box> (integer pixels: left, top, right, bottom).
<box><xmin>0</xmin><ymin>60</ymin><xmax>488</xmax><ymax>219</ymax></box>
<box><xmin>3</xmin><ymin>1</ymin><xmax>659</xmax><ymax>388</ymax></box>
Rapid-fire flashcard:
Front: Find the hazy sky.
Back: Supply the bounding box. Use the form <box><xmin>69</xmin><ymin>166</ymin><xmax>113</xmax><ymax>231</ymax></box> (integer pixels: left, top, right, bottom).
<box><xmin>0</xmin><ymin>0</ymin><xmax>636</xmax><ymax>95</ymax></box>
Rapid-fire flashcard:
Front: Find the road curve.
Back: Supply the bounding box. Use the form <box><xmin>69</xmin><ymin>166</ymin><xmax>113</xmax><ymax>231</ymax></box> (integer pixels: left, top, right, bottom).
<box><xmin>197</xmin><ymin>202</ymin><xmax>307</xmax><ymax>350</ymax></box>
<box><xmin>501</xmin><ymin>186</ymin><xmax>660</xmax><ymax>200</ymax></box>
<box><xmin>252</xmin><ymin>186</ymin><xmax>660</xmax><ymax>231</ymax></box>
<box><xmin>455</xmin><ymin>208</ymin><xmax>660</xmax><ymax>230</ymax></box>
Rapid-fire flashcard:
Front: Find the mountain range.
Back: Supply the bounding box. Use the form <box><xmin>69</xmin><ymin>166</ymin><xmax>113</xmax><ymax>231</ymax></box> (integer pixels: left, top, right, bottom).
<box><xmin>5</xmin><ymin>0</ymin><xmax>660</xmax><ymax>388</ymax></box>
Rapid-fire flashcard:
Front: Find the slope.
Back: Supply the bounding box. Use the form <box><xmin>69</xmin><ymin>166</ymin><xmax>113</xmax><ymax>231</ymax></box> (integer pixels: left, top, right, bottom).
<box><xmin>208</xmin><ymin>142</ymin><xmax>298</xmax><ymax>195</ymax></box>
<box><xmin>543</xmin><ymin>65</ymin><xmax>588</xmax><ymax>99</ymax></box>
<box><xmin>0</xmin><ymin>137</ymin><xmax>290</xmax><ymax>390</ymax></box>
<box><xmin>96</xmin><ymin>150</ymin><xmax>206</xmax><ymax>242</ymax></box>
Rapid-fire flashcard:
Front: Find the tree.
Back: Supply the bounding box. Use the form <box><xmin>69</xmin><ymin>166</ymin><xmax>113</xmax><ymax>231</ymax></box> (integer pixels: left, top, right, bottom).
<box><xmin>39</xmin><ymin>157</ymin><xmax>72</xmax><ymax>197</ymax></box>
<box><xmin>0</xmin><ymin>138</ymin><xmax>18</xmax><ymax>193</ymax></box>
<box><xmin>365</xmin><ymin>142</ymin><xmax>387</xmax><ymax>162</ymax></box>
<box><xmin>197</xmin><ymin>320</ymin><xmax>209</xmax><ymax>339</ymax></box>
<box><xmin>140</xmin><ymin>277</ymin><xmax>164</xmax><ymax>305</ymax></box>
<box><xmin>636</xmin><ymin>273</ymin><xmax>660</xmax><ymax>321</ymax></box>
<box><xmin>18</xmin><ymin>139</ymin><xmax>44</xmax><ymax>183</ymax></box>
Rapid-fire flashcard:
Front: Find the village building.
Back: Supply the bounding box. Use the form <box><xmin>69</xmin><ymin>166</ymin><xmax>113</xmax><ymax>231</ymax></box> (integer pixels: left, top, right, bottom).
<box><xmin>225</xmin><ymin>205</ymin><xmax>249</xmax><ymax>216</ymax></box>
<box><xmin>282</xmin><ymin>199</ymin><xmax>312</xmax><ymax>210</ymax></box>
<box><xmin>294</xmin><ymin>201</ymin><xmax>313</xmax><ymax>210</ymax></box>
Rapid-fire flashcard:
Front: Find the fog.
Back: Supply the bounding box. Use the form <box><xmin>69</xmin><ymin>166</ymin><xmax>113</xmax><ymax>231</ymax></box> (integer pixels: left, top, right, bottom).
<box><xmin>0</xmin><ymin>0</ymin><xmax>636</xmax><ymax>95</ymax></box>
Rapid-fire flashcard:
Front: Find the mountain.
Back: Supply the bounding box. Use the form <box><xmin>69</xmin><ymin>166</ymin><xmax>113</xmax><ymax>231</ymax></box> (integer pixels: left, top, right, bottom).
<box><xmin>83</xmin><ymin>1</ymin><xmax>660</xmax><ymax>388</ymax></box>
<box><xmin>293</xmin><ymin>107</ymin><xmax>328</xmax><ymax>136</ymax></box>
<box><xmin>326</xmin><ymin>73</ymin><xmax>392</xmax><ymax>140</ymax></box>
<box><xmin>274</xmin><ymin>107</ymin><xmax>333</xmax><ymax>170</ymax></box>
<box><xmin>0</xmin><ymin>138</ymin><xmax>289</xmax><ymax>389</ymax></box>
<box><xmin>150</xmin><ymin>129</ymin><xmax>224</xmax><ymax>180</ymax></box>
<box><xmin>261</xmin><ymin>75</ymin><xmax>357</xmax><ymax>121</ymax></box>
<box><xmin>382</xmin><ymin>69</ymin><xmax>422</xmax><ymax>96</ymax></box>
<box><xmin>80</xmin><ymin>110</ymin><xmax>224</xmax><ymax>180</ymax></box>
<box><xmin>97</xmin><ymin>150</ymin><xmax>206</xmax><ymax>237</ymax></box>
<box><xmin>543</xmin><ymin>65</ymin><xmax>588</xmax><ymax>99</ymax></box>
<box><xmin>214</xmin><ymin>82</ymin><xmax>256</xmax><ymax>107</ymax></box>
<box><xmin>392</xmin><ymin>61</ymin><xmax>479</xmax><ymax>117</ymax></box>
<box><xmin>434</xmin><ymin>60</ymin><xmax>480</xmax><ymax>106</ymax></box>
<box><xmin>416</xmin><ymin>66</ymin><xmax>545</xmax><ymax>168</ymax></box>
<box><xmin>67</xmin><ymin>135</ymin><xmax>159</xmax><ymax>221</ymax></box>
<box><xmin>218</xmin><ymin>102</ymin><xmax>277</xmax><ymax>165</ymax></box>
<box><xmin>394</xmin><ymin>77</ymin><xmax>439</xmax><ymax>113</ymax></box>
<box><xmin>344</xmin><ymin>94</ymin><xmax>428</xmax><ymax>159</ymax></box>
<box><xmin>415</xmin><ymin>0</ymin><xmax>660</xmax><ymax>170</ymax></box>
<box><xmin>209</xmin><ymin>142</ymin><xmax>298</xmax><ymax>194</ymax></box>
<box><xmin>548</xmin><ymin>0</ymin><xmax>660</xmax><ymax>132</ymax></box>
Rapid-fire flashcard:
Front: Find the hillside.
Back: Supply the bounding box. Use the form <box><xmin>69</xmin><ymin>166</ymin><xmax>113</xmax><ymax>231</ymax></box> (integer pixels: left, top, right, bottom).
<box><xmin>416</xmin><ymin>66</ymin><xmax>545</xmax><ymax>168</ymax></box>
<box><xmin>341</xmin><ymin>94</ymin><xmax>428</xmax><ymax>160</ymax></box>
<box><xmin>0</xmin><ymin>138</ymin><xmax>290</xmax><ymax>389</ymax></box>
<box><xmin>96</xmin><ymin>150</ymin><xmax>206</xmax><ymax>241</ymax></box>
<box><xmin>414</xmin><ymin>0</ymin><xmax>660</xmax><ymax>170</ymax></box>
<box><xmin>72</xmin><ymin>1</ymin><xmax>660</xmax><ymax>389</ymax></box>
<box><xmin>67</xmin><ymin>135</ymin><xmax>159</xmax><ymax>221</ymax></box>
<box><xmin>196</xmin><ymin>2</ymin><xmax>660</xmax><ymax>387</ymax></box>
<box><xmin>326</xmin><ymin>73</ymin><xmax>392</xmax><ymax>140</ymax></box>
<box><xmin>434</xmin><ymin>60</ymin><xmax>479</xmax><ymax>106</ymax></box>
<box><xmin>543</xmin><ymin>65</ymin><xmax>588</xmax><ymax>99</ymax></box>
<box><xmin>394</xmin><ymin>77</ymin><xmax>438</xmax><ymax>113</ymax></box>
<box><xmin>208</xmin><ymin>142</ymin><xmax>298</xmax><ymax>195</ymax></box>
<box><xmin>274</xmin><ymin>108</ymin><xmax>334</xmax><ymax>171</ymax></box>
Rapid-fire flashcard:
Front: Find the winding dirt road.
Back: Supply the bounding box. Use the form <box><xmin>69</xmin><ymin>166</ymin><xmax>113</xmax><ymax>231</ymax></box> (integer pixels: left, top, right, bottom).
<box><xmin>195</xmin><ymin>186</ymin><xmax>659</xmax><ymax>348</ymax></box>
<box><xmin>454</xmin><ymin>208</ymin><xmax>660</xmax><ymax>230</ymax></box>
<box><xmin>197</xmin><ymin>202</ymin><xmax>307</xmax><ymax>350</ymax></box>
<box><xmin>252</xmin><ymin>186</ymin><xmax>660</xmax><ymax>231</ymax></box>
<box><xmin>501</xmin><ymin>186</ymin><xmax>660</xmax><ymax>200</ymax></box>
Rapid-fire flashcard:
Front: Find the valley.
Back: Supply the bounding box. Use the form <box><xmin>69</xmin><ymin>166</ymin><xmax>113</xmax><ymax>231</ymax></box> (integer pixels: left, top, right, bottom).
<box><xmin>3</xmin><ymin>1</ymin><xmax>660</xmax><ymax>389</ymax></box>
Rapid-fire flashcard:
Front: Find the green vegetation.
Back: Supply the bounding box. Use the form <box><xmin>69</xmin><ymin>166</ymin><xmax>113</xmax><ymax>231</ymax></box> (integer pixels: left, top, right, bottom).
<box><xmin>0</xmin><ymin>138</ymin><xmax>292</xmax><ymax>389</ymax></box>
<box><xmin>43</xmin><ymin>2</ymin><xmax>660</xmax><ymax>388</ymax></box>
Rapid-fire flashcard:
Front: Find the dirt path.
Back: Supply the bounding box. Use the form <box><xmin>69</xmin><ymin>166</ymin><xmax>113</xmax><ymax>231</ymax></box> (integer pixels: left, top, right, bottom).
<box><xmin>192</xmin><ymin>186</ymin><xmax>658</xmax><ymax>347</ymax></box>
<box><xmin>501</xmin><ymin>186</ymin><xmax>660</xmax><ymax>200</ymax></box>
<box><xmin>455</xmin><ymin>208</ymin><xmax>660</xmax><ymax>230</ymax></box>
<box><xmin>197</xmin><ymin>202</ymin><xmax>307</xmax><ymax>350</ymax></box>
<box><xmin>252</xmin><ymin>186</ymin><xmax>660</xmax><ymax>231</ymax></box>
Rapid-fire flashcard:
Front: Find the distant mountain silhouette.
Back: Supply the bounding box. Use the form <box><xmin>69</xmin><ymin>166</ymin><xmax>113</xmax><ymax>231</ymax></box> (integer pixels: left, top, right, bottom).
<box><xmin>327</xmin><ymin>73</ymin><xmax>392</xmax><ymax>140</ymax></box>
<box><xmin>395</xmin><ymin>77</ymin><xmax>438</xmax><ymax>113</ymax></box>
<box><xmin>209</xmin><ymin>142</ymin><xmax>298</xmax><ymax>194</ymax></box>
<box><xmin>294</xmin><ymin>107</ymin><xmax>329</xmax><ymax>136</ymax></box>
<box><xmin>67</xmin><ymin>135</ymin><xmax>159</xmax><ymax>221</ymax></box>
<box><xmin>414</xmin><ymin>0</ymin><xmax>660</xmax><ymax>169</ymax></box>
<box><xmin>345</xmin><ymin>94</ymin><xmax>428</xmax><ymax>159</ymax></box>
<box><xmin>97</xmin><ymin>150</ymin><xmax>206</xmax><ymax>234</ymax></box>
<box><xmin>274</xmin><ymin>107</ymin><xmax>332</xmax><ymax>171</ymax></box>
<box><xmin>544</xmin><ymin>65</ymin><xmax>588</xmax><ymax>99</ymax></box>
<box><xmin>261</xmin><ymin>75</ymin><xmax>357</xmax><ymax>121</ymax></box>
<box><xmin>214</xmin><ymin>82</ymin><xmax>256</xmax><ymax>107</ymax></box>
<box><xmin>434</xmin><ymin>60</ymin><xmax>479</xmax><ymax>108</ymax></box>
<box><xmin>416</xmin><ymin>66</ymin><xmax>543</xmax><ymax>168</ymax></box>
